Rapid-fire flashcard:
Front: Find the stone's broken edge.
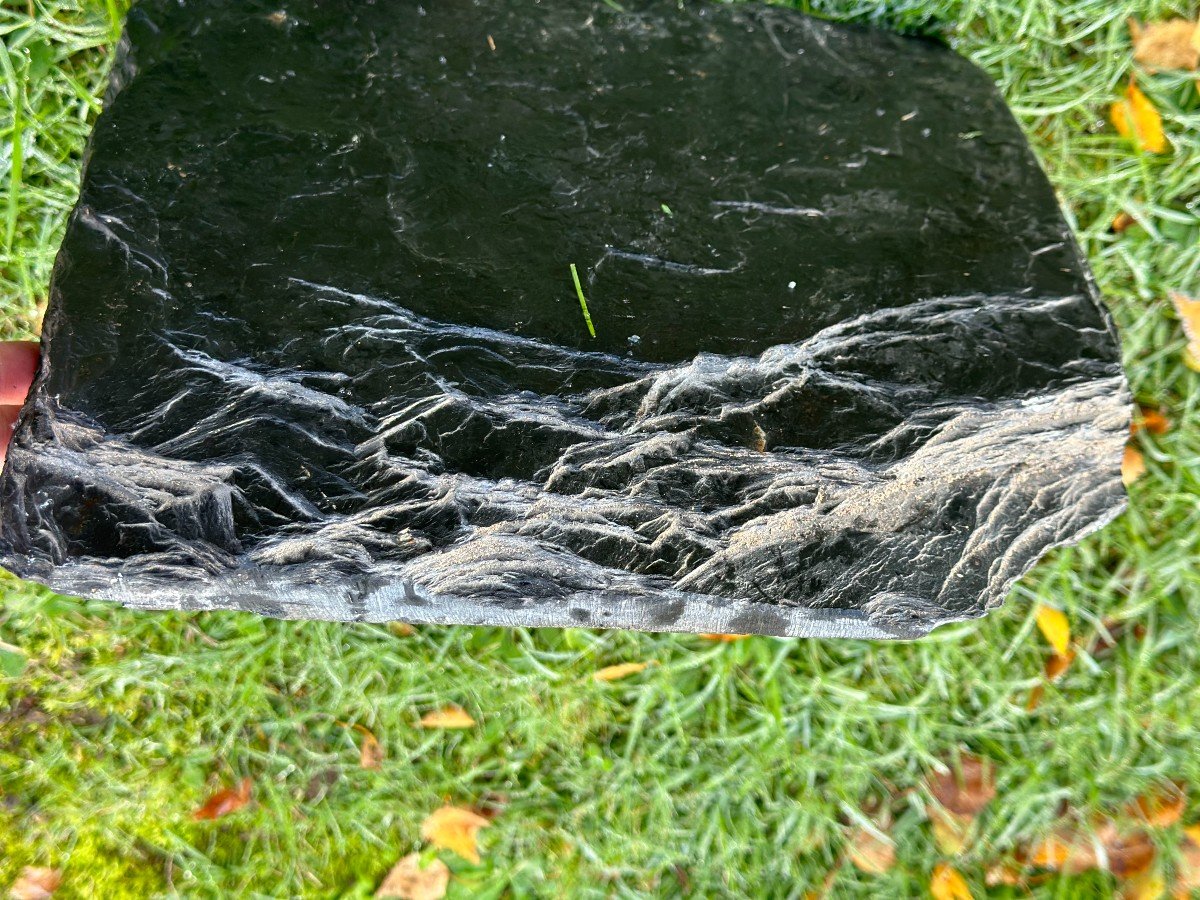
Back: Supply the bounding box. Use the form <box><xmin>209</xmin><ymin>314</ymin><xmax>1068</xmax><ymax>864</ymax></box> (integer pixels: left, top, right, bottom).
<box><xmin>1</xmin><ymin>424</ymin><xmax>1129</xmax><ymax>642</ymax></box>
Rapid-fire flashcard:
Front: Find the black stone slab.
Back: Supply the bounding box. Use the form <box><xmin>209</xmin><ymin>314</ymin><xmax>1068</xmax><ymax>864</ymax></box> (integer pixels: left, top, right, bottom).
<box><xmin>0</xmin><ymin>0</ymin><xmax>1129</xmax><ymax>637</ymax></box>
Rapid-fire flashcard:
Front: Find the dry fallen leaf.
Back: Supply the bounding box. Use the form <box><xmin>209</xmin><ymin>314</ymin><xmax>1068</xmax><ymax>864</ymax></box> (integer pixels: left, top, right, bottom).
<box><xmin>375</xmin><ymin>853</ymin><xmax>451</xmax><ymax>900</ymax></box>
<box><xmin>388</xmin><ymin>621</ymin><xmax>415</xmax><ymax>637</ymax></box>
<box><xmin>1122</xmin><ymin>870</ymin><xmax>1167</xmax><ymax>900</ymax></box>
<box><xmin>1035</xmin><ymin>604</ymin><xmax>1071</xmax><ymax>657</ymax></box>
<box><xmin>1132</xmin><ymin>407</ymin><xmax>1170</xmax><ymax>436</ymax></box>
<box><xmin>926</xmin><ymin>753</ymin><xmax>996</xmax><ymax>818</ymax></box>
<box><xmin>1111</xmin><ymin>79</ymin><xmax>1168</xmax><ymax>154</ymax></box>
<box><xmin>846</xmin><ymin>825</ymin><xmax>895</xmax><ymax>875</ymax></box>
<box><xmin>1091</xmin><ymin>619</ymin><xmax>1147</xmax><ymax>657</ymax></box>
<box><xmin>418</xmin><ymin>706</ymin><xmax>476</xmax><ymax>730</ymax></box>
<box><xmin>8</xmin><ymin>868</ymin><xmax>61</xmax><ymax>900</ymax></box>
<box><xmin>984</xmin><ymin>862</ymin><xmax>1024</xmax><ymax>888</ymax></box>
<box><xmin>1130</xmin><ymin>783</ymin><xmax>1186</xmax><ymax>828</ymax></box>
<box><xmin>699</xmin><ymin>633</ymin><xmax>749</xmax><ymax>642</ymax></box>
<box><xmin>360</xmin><ymin>730</ymin><xmax>384</xmax><ymax>769</ymax></box>
<box><xmin>421</xmin><ymin>805</ymin><xmax>491</xmax><ymax>865</ymax></box>
<box><xmin>930</xmin><ymin>863</ymin><xmax>974</xmax><ymax>900</ymax></box>
<box><xmin>1029</xmin><ymin>830</ymin><xmax>1099</xmax><ymax>874</ymax></box>
<box><xmin>593</xmin><ymin>662</ymin><xmax>649</xmax><ymax>682</ymax></box>
<box><xmin>1107</xmin><ymin>829</ymin><xmax>1157</xmax><ymax>880</ymax></box>
<box><xmin>1123</xmin><ymin>444</ymin><xmax>1147</xmax><ymax>486</ymax></box>
<box><xmin>192</xmin><ymin>777</ymin><xmax>252</xmax><ymax>820</ymax></box>
<box><xmin>1169</xmin><ymin>292</ymin><xmax>1200</xmax><ymax>371</ymax></box>
<box><xmin>1033</xmin><ymin>821</ymin><xmax>1156</xmax><ymax>879</ymax></box>
<box><xmin>1025</xmin><ymin>683</ymin><xmax>1045</xmax><ymax>712</ymax></box>
<box><xmin>1045</xmin><ymin>648</ymin><xmax>1075</xmax><ymax>681</ymax></box>
<box><xmin>1111</xmin><ymin>210</ymin><xmax>1137</xmax><ymax>233</ymax></box>
<box><xmin>1130</xmin><ymin>18</ymin><xmax>1199</xmax><ymax>71</ymax></box>
<box><xmin>1175</xmin><ymin>825</ymin><xmax>1200</xmax><ymax>895</ymax></box>
<box><xmin>930</xmin><ymin>807</ymin><xmax>973</xmax><ymax>856</ymax></box>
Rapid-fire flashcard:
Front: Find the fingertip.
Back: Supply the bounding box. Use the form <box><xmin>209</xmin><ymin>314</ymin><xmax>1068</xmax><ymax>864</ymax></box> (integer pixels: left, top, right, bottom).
<box><xmin>0</xmin><ymin>404</ymin><xmax>21</xmax><ymax>468</ymax></box>
<box><xmin>0</xmin><ymin>341</ymin><xmax>39</xmax><ymax>406</ymax></box>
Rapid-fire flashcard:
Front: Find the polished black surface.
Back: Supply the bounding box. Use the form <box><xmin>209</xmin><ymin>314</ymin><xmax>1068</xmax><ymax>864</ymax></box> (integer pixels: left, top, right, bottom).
<box><xmin>0</xmin><ymin>0</ymin><xmax>1129</xmax><ymax>637</ymax></box>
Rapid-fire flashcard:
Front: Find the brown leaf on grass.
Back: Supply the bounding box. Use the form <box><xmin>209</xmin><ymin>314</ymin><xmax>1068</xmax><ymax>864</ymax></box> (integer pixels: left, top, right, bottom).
<box><xmin>8</xmin><ymin>867</ymin><xmax>61</xmax><ymax>900</ymax></box>
<box><xmin>1169</xmin><ymin>292</ymin><xmax>1200</xmax><ymax>371</ymax></box>
<box><xmin>592</xmin><ymin>662</ymin><xmax>649</xmax><ymax>682</ymax></box>
<box><xmin>375</xmin><ymin>853</ymin><xmax>450</xmax><ymax>900</ymax></box>
<box><xmin>698</xmin><ymin>633</ymin><xmax>749</xmax><ymax>642</ymax></box>
<box><xmin>930</xmin><ymin>863</ymin><xmax>974</xmax><ymax>900</ymax></box>
<box><xmin>192</xmin><ymin>777</ymin><xmax>252</xmax><ymax>820</ymax></box>
<box><xmin>360</xmin><ymin>730</ymin><xmax>384</xmax><ymax>769</ymax></box>
<box><xmin>1035</xmin><ymin>605</ymin><xmax>1071</xmax><ymax>657</ymax></box>
<box><xmin>1107</xmin><ymin>829</ymin><xmax>1157</xmax><ymax>879</ymax></box>
<box><xmin>927</xmin><ymin>754</ymin><xmax>996</xmax><ymax>818</ymax></box>
<box><xmin>1029</xmin><ymin>830</ymin><xmax>1099</xmax><ymax>874</ymax></box>
<box><xmin>1045</xmin><ymin>648</ymin><xmax>1075</xmax><ymax>681</ymax></box>
<box><xmin>388</xmin><ymin>621</ymin><xmax>415</xmax><ymax>637</ymax></box>
<box><xmin>847</xmin><ymin>826</ymin><xmax>894</xmax><ymax>875</ymax></box>
<box><xmin>984</xmin><ymin>862</ymin><xmax>1024</xmax><ymax>888</ymax></box>
<box><xmin>421</xmin><ymin>805</ymin><xmax>491</xmax><ymax>865</ymax></box>
<box><xmin>1129</xmin><ymin>783</ymin><xmax>1186</xmax><ymax>828</ymax></box>
<box><xmin>1032</xmin><ymin>821</ymin><xmax>1156</xmax><ymax>879</ymax></box>
<box><xmin>1025</xmin><ymin>683</ymin><xmax>1045</xmax><ymax>712</ymax></box>
<box><xmin>1130</xmin><ymin>18</ymin><xmax>1199</xmax><ymax>71</ymax></box>
<box><xmin>1111</xmin><ymin>80</ymin><xmax>1168</xmax><ymax>153</ymax></box>
<box><xmin>1092</xmin><ymin>619</ymin><xmax>1147</xmax><ymax>657</ymax></box>
<box><xmin>1131</xmin><ymin>407</ymin><xmax>1170</xmax><ymax>436</ymax></box>
<box><xmin>1123</xmin><ymin>444</ymin><xmax>1147</xmax><ymax>486</ymax></box>
<box><xmin>1175</xmin><ymin>825</ymin><xmax>1200</xmax><ymax>895</ymax></box>
<box><xmin>303</xmin><ymin>768</ymin><xmax>339</xmax><ymax>802</ymax></box>
<box><xmin>418</xmin><ymin>706</ymin><xmax>476</xmax><ymax>729</ymax></box>
<box><xmin>1111</xmin><ymin>210</ymin><xmax>1137</xmax><ymax>233</ymax></box>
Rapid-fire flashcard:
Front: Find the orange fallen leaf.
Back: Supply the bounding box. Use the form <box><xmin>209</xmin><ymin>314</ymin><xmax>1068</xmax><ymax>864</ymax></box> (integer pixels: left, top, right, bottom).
<box><xmin>1025</xmin><ymin>683</ymin><xmax>1045</xmax><ymax>712</ymax></box>
<box><xmin>1035</xmin><ymin>604</ymin><xmax>1071</xmax><ymax>657</ymax></box>
<box><xmin>1123</xmin><ymin>445</ymin><xmax>1147</xmax><ymax>486</ymax></box>
<box><xmin>926</xmin><ymin>753</ymin><xmax>996</xmax><ymax>818</ymax></box>
<box><xmin>1131</xmin><ymin>407</ymin><xmax>1169</xmax><ymax>436</ymax></box>
<box><xmin>1130</xmin><ymin>783</ymin><xmax>1186</xmax><ymax>828</ymax></box>
<box><xmin>421</xmin><ymin>805</ymin><xmax>490</xmax><ymax>865</ymax></box>
<box><xmin>192</xmin><ymin>777</ymin><xmax>252</xmax><ymax>820</ymax></box>
<box><xmin>1175</xmin><ymin>825</ymin><xmax>1200</xmax><ymax>895</ymax></box>
<box><xmin>1035</xmin><ymin>821</ymin><xmax>1157</xmax><ymax>879</ymax></box>
<box><xmin>1111</xmin><ymin>210</ymin><xmax>1137</xmax><ymax>233</ymax></box>
<box><xmin>418</xmin><ymin>706</ymin><xmax>476</xmax><ymax>729</ymax></box>
<box><xmin>9</xmin><ymin>867</ymin><xmax>62</xmax><ymax>900</ymax></box>
<box><xmin>388</xmin><ymin>621</ymin><xmax>415</xmax><ymax>637</ymax></box>
<box><xmin>699</xmin><ymin>633</ymin><xmax>749</xmax><ymax>642</ymax></box>
<box><xmin>1029</xmin><ymin>830</ymin><xmax>1098</xmax><ymax>874</ymax></box>
<box><xmin>1169</xmin><ymin>292</ymin><xmax>1200</xmax><ymax>371</ymax></box>
<box><xmin>1130</xmin><ymin>18</ymin><xmax>1199</xmax><ymax>71</ymax></box>
<box><xmin>846</xmin><ymin>826</ymin><xmax>895</xmax><ymax>875</ymax></box>
<box><xmin>930</xmin><ymin>863</ymin><xmax>973</xmax><ymax>900</ymax></box>
<box><xmin>1111</xmin><ymin>79</ymin><xmax>1167</xmax><ymax>154</ymax></box>
<box><xmin>375</xmin><ymin>853</ymin><xmax>451</xmax><ymax>900</ymax></box>
<box><xmin>593</xmin><ymin>662</ymin><xmax>649</xmax><ymax>682</ymax></box>
<box><xmin>360</xmin><ymin>730</ymin><xmax>384</xmax><ymax>769</ymax></box>
<box><xmin>1045</xmin><ymin>648</ymin><xmax>1075</xmax><ymax>681</ymax></box>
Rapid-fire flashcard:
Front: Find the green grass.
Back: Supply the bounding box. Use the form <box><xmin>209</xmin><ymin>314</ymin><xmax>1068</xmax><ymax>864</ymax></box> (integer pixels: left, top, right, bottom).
<box><xmin>2</xmin><ymin>0</ymin><xmax>1199</xmax><ymax>897</ymax></box>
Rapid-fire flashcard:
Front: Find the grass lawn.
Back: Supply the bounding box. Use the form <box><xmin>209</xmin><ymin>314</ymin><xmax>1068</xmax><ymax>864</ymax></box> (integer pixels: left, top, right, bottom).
<box><xmin>2</xmin><ymin>0</ymin><xmax>1199</xmax><ymax>897</ymax></box>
